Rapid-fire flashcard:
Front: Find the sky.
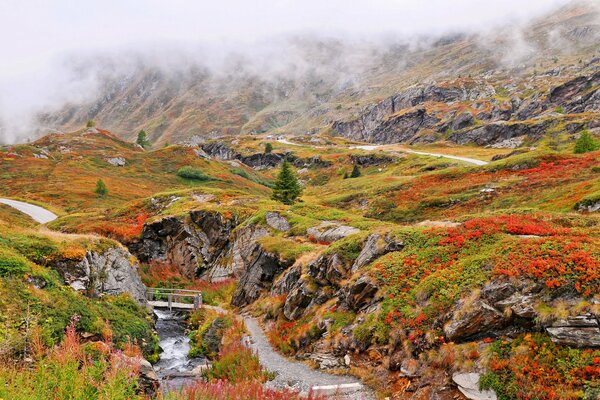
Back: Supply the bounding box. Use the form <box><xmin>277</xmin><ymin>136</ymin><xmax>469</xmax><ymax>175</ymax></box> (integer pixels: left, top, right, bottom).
<box><xmin>0</xmin><ymin>0</ymin><xmax>576</xmax><ymax>142</ymax></box>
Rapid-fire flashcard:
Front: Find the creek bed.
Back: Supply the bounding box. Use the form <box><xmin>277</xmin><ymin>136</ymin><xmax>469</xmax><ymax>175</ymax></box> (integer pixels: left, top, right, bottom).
<box><xmin>153</xmin><ymin>310</ymin><xmax>207</xmax><ymax>392</ymax></box>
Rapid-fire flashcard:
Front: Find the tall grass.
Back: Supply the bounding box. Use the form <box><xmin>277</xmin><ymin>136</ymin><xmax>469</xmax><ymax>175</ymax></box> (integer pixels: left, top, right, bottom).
<box><xmin>163</xmin><ymin>380</ymin><xmax>327</xmax><ymax>400</ymax></box>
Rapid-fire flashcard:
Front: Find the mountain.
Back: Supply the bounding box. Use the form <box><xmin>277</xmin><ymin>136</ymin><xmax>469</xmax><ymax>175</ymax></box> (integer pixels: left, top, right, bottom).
<box><xmin>38</xmin><ymin>1</ymin><xmax>600</xmax><ymax>147</ymax></box>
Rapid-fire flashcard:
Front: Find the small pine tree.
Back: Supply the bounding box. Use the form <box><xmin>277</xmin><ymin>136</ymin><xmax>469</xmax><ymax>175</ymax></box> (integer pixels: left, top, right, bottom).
<box><xmin>265</xmin><ymin>142</ymin><xmax>273</xmax><ymax>154</ymax></box>
<box><xmin>86</xmin><ymin>119</ymin><xmax>96</xmax><ymax>128</ymax></box>
<box><xmin>95</xmin><ymin>179</ymin><xmax>108</xmax><ymax>197</ymax></box>
<box><xmin>271</xmin><ymin>159</ymin><xmax>302</xmax><ymax>205</ymax></box>
<box><xmin>136</xmin><ymin>130</ymin><xmax>151</xmax><ymax>148</ymax></box>
<box><xmin>574</xmin><ymin>130</ymin><xmax>600</xmax><ymax>154</ymax></box>
<box><xmin>350</xmin><ymin>164</ymin><xmax>361</xmax><ymax>178</ymax></box>
<box><xmin>343</xmin><ymin>172</ymin><xmax>349</xmax><ymax>179</ymax></box>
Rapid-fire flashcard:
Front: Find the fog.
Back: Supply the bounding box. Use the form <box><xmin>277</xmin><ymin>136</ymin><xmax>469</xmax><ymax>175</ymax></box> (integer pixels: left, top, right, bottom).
<box><xmin>0</xmin><ymin>0</ymin><xmax>587</xmax><ymax>144</ymax></box>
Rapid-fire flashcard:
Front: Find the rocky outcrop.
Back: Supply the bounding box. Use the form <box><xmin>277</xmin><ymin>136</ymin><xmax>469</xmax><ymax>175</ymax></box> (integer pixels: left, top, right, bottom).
<box><xmin>308</xmin><ymin>254</ymin><xmax>347</xmax><ymax>287</ymax></box>
<box><xmin>449</xmin><ymin>120</ymin><xmax>556</xmax><ymax>146</ymax></box>
<box><xmin>349</xmin><ymin>154</ymin><xmax>395</xmax><ymax>166</ymax></box>
<box><xmin>340</xmin><ymin>276</ymin><xmax>380</xmax><ymax>311</ymax></box>
<box><xmin>232</xmin><ymin>245</ymin><xmax>292</xmax><ymax>307</ymax></box>
<box><xmin>201</xmin><ymin>141</ymin><xmax>237</xmax><ymax>160</ymax></box>
<box><xmin>307</xmin><ymin>221</ymin><xmax>360</xmax><ymax>244</ymax></box>
<box><xmin>444</xmin><ymin>278</ymin><xmax>600</xmax><ymax>347</ymax></box>
<box><xmin>265</xmin><ymin>212</ymin><xmax>291</xmax><ymax>232</ymax></box>
<box><xmin>53</xmin><ymin>246</ymin><xmax>147</xmax><ymax>304</ymax></box>
<box><xmin>547</xmin><ymin>71</ymin><xmax>600</xmax><ymax>113</ymax></box>
<box><xmin>237</xmin><ymin>152</ymin><xmax>331</xmax><ymax>170</ymax></box>
<box><xmin>546</xmin><ymin>315</ymin><xmax>600</xmax><ymax>348</ymax></box>
<box><xmin>131</xmin><ymin>211</ymin><xmax>238</xmax><ymax>279</ymax></box>
<box><xmin>283</xmin><ymin>280</ymin><xmax>316</xmax><ymax>320</ymax></box>
<box><xmin>351</xmin><ymin>234</ymin><xmax>404</xmax><ymax>272</ymax></box>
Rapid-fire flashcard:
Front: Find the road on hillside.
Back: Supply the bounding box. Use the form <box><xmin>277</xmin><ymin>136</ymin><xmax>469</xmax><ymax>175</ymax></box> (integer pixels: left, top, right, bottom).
<box><xmin>277</xmin><ymin>138</ymin><xmax>489</xmax><ymax>166</ymax></box>
<box><xmin>0</xmin><ymin>198</ymin><xmax>58</xmax><ymax>224</ymax></box>
<box><xmin>243</xmin><ymin>317</ymin><xmax>373</xmax><ymax>399</ymax></box>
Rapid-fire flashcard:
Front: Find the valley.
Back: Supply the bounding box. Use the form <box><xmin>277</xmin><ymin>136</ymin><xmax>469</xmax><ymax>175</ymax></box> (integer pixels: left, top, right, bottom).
<box><xmin>0</xmin><ymin>1</ymin><xmax>599</xmax><ymax>399</ymax></box>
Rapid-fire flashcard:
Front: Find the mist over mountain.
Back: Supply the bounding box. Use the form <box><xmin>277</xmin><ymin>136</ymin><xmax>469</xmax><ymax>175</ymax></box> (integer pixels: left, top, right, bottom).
<box><xmin>1</xmin><ymin>0</ymin><xmax>598</xmax><ymax>145</ymax></box>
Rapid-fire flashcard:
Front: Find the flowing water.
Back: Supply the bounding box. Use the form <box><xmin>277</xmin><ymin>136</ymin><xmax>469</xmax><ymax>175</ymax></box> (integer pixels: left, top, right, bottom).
<box><xmin>153</xmin><ymin>309</ymin><xmax>207</xmax><ymax>391</ymax></box>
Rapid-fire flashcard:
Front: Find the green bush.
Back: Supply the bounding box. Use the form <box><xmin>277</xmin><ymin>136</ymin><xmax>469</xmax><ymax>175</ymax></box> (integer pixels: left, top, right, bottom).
<box><xmin>574</xmin><ymin>130</ymin><xmax>600</xmax><ymax>154</ymax></box>
<box><xmin>176</xmin><ymin>166</ymin><xmax>210</xmax><ymax>181</ymax></box>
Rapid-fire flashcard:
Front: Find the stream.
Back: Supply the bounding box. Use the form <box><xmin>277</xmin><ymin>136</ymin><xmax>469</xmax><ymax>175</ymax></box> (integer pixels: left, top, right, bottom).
<box><xmin>153</xmin><ymin>310</ymin><xmax>207</xmax><ymax>391</ymax></box>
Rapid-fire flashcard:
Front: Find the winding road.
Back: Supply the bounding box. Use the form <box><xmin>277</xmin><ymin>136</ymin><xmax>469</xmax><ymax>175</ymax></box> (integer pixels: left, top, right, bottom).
<box><xmin>278</xmin><ymin>137</ymin><xmax>489</xmax><ymax>166</ymax></box>
<box><xmin>0</xmin><ymin>198</ymin><xmax>58</xmax><ymax>223</ymax></box>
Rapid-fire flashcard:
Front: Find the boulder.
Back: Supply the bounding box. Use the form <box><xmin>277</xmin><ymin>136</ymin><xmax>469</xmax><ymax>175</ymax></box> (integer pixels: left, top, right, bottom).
<box><xmin>271</xmin><ymin>267</ymin><xmax>301</xmax><ymax>295</ymax></box>
<box><xmin>307</xmin><ymin>221</ymin><xmax>360</xmax><ymax>244</ymax></box>
<box><xmin>265</xmin><ymin>212</ymin><xmax>291</xmax><ymax>232</ymax></box>
<box><xmin>452</xmin><ymin>373</ymin><xmax>497</xmax><ymax>400</ymax></box>
<box><xmin>106</xmin><ymin>157</ymin><xmax>126</xmax><ymax>166</ymax></box>
<box><xmin>450</xmin><ymin>112</ymin><xmax>475</xmax><ymax>131</ymax></box>
<box><xmin>546</xmin><ymin>314</ymin><xmax>600</xmax><ymax>348</ymax></box>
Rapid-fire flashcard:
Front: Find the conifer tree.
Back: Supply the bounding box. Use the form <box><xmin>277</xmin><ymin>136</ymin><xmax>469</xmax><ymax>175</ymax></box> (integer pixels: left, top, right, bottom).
<box><xmin>95</xmin><ymin>179</ymin><xmax>108</xmax><ymax>197</ymax></box>
<box><xmin>265</xmin><ymin>142</ymin><xmax>273</xmax><ymax>154</ymax></box>
<box><xmin>574</xmin><ymin>130</ymin><xmax>599</xmax><ymax>154</ymax></box>
<box><xmin>350</xmin><ymin>164</ymin><xmax>361</xmax><ymax>178</ymax></box>
<box><xmin>136</xmin><ymin>130</ymin><xmax>151</xmax><ymax>149</ymax></box>
<box><xmin>271</xmin><ymin>159</ymin><xmax>302</xmax><ymax>205</ymax></box>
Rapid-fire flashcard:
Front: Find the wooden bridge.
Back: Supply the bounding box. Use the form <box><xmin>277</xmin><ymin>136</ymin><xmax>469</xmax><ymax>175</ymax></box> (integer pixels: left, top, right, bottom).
<box><xmin>146</xmin><ymin>287</ymin><xmax>203</xmax><ymax>312</ymax></box>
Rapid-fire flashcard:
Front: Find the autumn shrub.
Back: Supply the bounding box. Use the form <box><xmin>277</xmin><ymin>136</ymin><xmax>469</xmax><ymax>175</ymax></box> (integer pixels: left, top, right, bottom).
<box><xmin>164</xmin><ymin>380</ymin><xmax>326</xmax><ymax>400</ymax></box>
<box><xmin>480</xmin><ymin>334</ymin><xmax>600</xmax><ymax>400</ymax></box>
<box><xmin>0</xmin><ymin>319</ymin><xmax>145</xmax><ymax>400</ymax></box>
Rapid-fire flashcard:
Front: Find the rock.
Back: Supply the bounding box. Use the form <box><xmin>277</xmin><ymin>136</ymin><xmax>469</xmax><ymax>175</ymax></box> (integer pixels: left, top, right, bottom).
<box><xmin>310</xmin><ymin>353</ymin><xmax>342</xmax><ymax>369</ymax></box>
<box><xmin>201</xmin><ymin>141</ymin><xmax>238</xmax><ymax>160</ymax></box>
<box><xmin>191</xmin><ymin>362</ymin><xmax>212</xmax><ymax>375</ymax></box>
<box><xmin>351</xmin><ymin>234</ymin><xmax>404</xmax><ymax>272</ymax></box>
<box><xmin>137</xmin><ymin>357</ymin><xmax>159</xmax><ymax>396</ymax></box>
<box><xmin>308</xmin><ymin>254</ymin><xmax>347</xmax><ymax>287</ymax></box>
<box><xmin>53</xmin><ymin>247</ymin><xmax>147</xmax><ymax>304</ymax></box>
<box><xmin>106</xmin><ymin>157</ymin><xmax>126</xmax><ymax>166</ymax></box>
<box><xmin>547</xmin><ymin>71</ymin><xmax>600</xmax><ymax>113</ymax></box>
<box><xmin>350</xmin><ymin>154</ymin><xmax>394</xmax><ymax>166</ymax></box>
<box><xmin>283</xmin><ymin>280</ymin><xmax>315</xmax><ymax>320</ymax></box>
<box><xmin>202</xmin><ymin>317</ymin><xmax>229</xmax><ymax>358</ymax></box>
<box><xmin>546</xmin><ymin>314</ymin><xmax>600</xmax><ymax>348</ymax></box>
<box><xmin>307</xmin><ymin>221</ymin><xmax>360</xmax><ymax>244</ymax></box>
<box><xmin>232</xmin><ymin>245</ymin><xmax>291</xmax><ymax>307</ymax></box>
<box><xmin>486</xmin><ymin>136</ymin><xmax>525</xmax><ymax>149</ymax></box>
<box><xmin>266</xmin><ymin>212</ymin><xmax>291</xmax><ymax>231</ymax></box>
<box><xmin>340</xmin><ymin>276</ymin><xmax>379</xmax><ymax>311</ymax></box>
<box><xmin>272</xmin><ymin>267</ymin><xmax>301</xmax><ymax>295</ymax></box>
<box><xmin>344</xmin><ymin>353</ymin><xmax>351</xmax><ymax>366</ymax></box>
<box><xmin>193</xmin><ymin>148</ymin><xmax>209</xmax><ymax>159</ymax></box>
<box><xmin>449</xmin><ymin>120</ymin><xmax>557</xmax><ymax>146</ymax></box>
<box><xmin>444</xmin><ymin>300</ymin><xmax>506</xmax><ymax>342</ymax></box>
<box><xmin>452</xmin><ymin>373</ymin><xmax>497</xmax><ymax>400</ymax></box>
<box><xmin>577</xmin><ymin>198</ymin><xmax>600</xmax><ymax>213</ymax></box>
<box><xmin>451</xmin><ymin>112</ymin><xmax>475</xmax><ymax>131</ymax></box>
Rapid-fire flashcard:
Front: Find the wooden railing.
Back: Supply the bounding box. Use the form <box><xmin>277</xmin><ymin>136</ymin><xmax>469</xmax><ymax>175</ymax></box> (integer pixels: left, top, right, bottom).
<box><xmin>146</xmin><ymin>287</ymin><xmax>203</xmax><ymax>311</ymax></box>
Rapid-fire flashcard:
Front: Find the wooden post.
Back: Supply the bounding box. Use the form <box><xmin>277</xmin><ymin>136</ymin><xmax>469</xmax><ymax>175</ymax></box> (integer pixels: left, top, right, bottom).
<box><xmin>193</xmin><ymin>294</ymin><xmax>199</xmax><ymax>310</ymax></box>
<box><xmin>168</xmin><ymin>294</ymin><xmax>172</xmax><ymax>311</ymax></box>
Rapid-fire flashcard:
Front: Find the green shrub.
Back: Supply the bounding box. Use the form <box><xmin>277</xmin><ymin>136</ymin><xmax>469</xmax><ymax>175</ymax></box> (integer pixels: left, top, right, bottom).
<box><xmin>176</xmin><ymin>166</ymin><xmax>210</xmax><ymax>181</ymax></box>
<box><xmin>95</xmin><ymin>179</ymin><xmax>108</xmax><ymax>197</ymax></box>
<box><xmin>574</xmin><ymin>130</ymin><xmax>600</xmax><ymax>154</ymax></box>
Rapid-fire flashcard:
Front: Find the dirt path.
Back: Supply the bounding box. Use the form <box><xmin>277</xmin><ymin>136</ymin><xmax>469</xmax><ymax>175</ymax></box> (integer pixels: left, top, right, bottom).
<box><xmin>243</xmin><ymin>317</ymin><xmax>374</xmax><ymax>399</ymax></box>
<box><xmin>0</xmin><ymin>198</ymin><xmax>58</xmax><ymax>223</ymax></box>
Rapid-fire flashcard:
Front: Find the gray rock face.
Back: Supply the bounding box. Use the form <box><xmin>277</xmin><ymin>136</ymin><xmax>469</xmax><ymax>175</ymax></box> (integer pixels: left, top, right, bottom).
<box><xmin>106</xmin><ymin>157</ymin><xmax>126</xmax><ymax>166</ymax></box>
<box><xmin>232</xmin><ymin>245</ymin><xmax>291</xmax><ymax>307</ymax></box>
<box><xmin>53</xmin><ymin>247</ymin><xmax>147</xmax><ymax>304</ymax></box>
<box><xmin>266</xmin><ymin>212</ymin><xmax>291</xmax><ymax>232</ymax></box>
<box><xmin>308</xmin><ymin>254</ymin><xmax>347</xmax><ymax>287</ymax></box>
<box><xmin>577</xmin><ymin>199</ymin><xmax>600</xmax><ymax>213</ymax></box>
<box><xmin>349</xmin><ymin>154</ymin><xmax>395</xmax><ymax>166</ymax></box>
<box><xmin>546</xmin><ymin>315</ymin><xmax>600</xmax><ymax>348</ymax></box>
<box><xmin>340</xmin><ymin>276</ymin><xmax>379</xmax><ymax>311</ymax></box>
<box><xmin>351</xmin><ymin>234</ymin><xmax>404</xmax><ymax>272</ymax></box>
<box><xmin>444</xmin><ymin>300</ymin><xmax>507</xmax><ymax>342</ymax></box>
<box><xmin>452</xmin><ymin>373</ymin><xmax>497</xmax><ymax>400</ymax></box>
<box><xmin>284</xmin><ymin>281</ymin><xmax>316</xmax><ymax>320</ymax></box>
<box><xmin>131</xmin><ymin>211</ymin><xmax>238</xmax><ymax>279</ymax></box>
<box><xmin>201</xmin><ymin>141</ymin><xmax>237</xmax><ymax>160</ymax></box>
<box><xmin>307</xmin><ymin>221</ymin><xmax>360</xmax><ymax>244</ymax></box>
<box><xmin>547</xmin><ymin>71</ymin><xmax>600</xmax><ymax>113</ymax></box>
